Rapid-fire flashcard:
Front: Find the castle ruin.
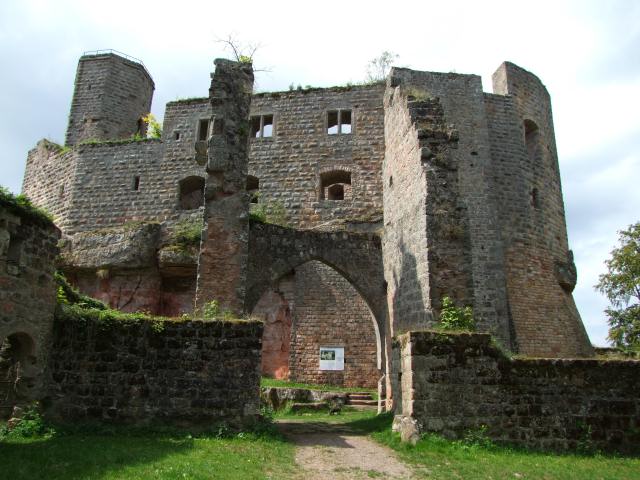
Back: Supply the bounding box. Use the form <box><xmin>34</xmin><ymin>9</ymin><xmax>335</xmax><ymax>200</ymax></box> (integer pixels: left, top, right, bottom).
<box><xmin>4</xmin><ymin>51</ymin><xmax>635</xmax><ymax>450</ymax></box>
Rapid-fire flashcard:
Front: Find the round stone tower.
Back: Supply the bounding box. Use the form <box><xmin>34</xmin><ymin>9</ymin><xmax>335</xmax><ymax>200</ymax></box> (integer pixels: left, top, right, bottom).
<box><xmin>492</xmin><ymin>62</ymin><xmax>593</xmax><ymax>357</ymax></box>
<box><xmin>64</xmin><ymin>50</ymin><xmax>155</xmax><ymax>146</ymax></box>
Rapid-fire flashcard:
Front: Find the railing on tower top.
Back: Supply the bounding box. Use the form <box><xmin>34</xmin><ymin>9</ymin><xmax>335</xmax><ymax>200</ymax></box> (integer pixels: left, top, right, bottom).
<box><xmin>82</xmin><ymin>49</ymin><xmax>152</xmax><ymax>79</ymax></box>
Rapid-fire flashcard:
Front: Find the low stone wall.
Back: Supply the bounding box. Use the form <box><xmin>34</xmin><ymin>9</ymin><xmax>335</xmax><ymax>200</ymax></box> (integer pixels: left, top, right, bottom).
<box><xmin>395</xmin><ymin>331</ymin><xmax>640</xmax><ymax>452</ymax></box>
<box><xmin>45</xmin><ymin>312</ymin><xmax>263</xmax><ymax>427</ymax></box>
<box><xmin>260</xmin><ymin>386</ymin><xmax>347</xmax><ymax>410</ymax></box>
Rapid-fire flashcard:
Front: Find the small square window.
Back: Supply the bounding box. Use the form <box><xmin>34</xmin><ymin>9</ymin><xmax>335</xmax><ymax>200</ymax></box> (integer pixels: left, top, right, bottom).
<box><xmin>327</xmin><ymin>109</ymin><xmax>352</xmax><ymax>135</ymax></box>
<box><xmin>250</xmin><ymin>114</ymin><xmax>275</xmax><ymax>139</ymax></box>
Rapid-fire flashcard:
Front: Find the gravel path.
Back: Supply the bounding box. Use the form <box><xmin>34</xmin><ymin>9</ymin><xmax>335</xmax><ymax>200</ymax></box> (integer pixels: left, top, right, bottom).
<box><xmin>277</xmin><ymin>420</ymin><xmax>415</xmax><ymax>480</ymax></box>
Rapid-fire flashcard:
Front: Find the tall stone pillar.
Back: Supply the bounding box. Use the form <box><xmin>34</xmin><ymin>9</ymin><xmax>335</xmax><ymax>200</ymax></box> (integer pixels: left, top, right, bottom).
<box><xmin>194</xmin><ymin>59</ymin><xmax>254</xmax><ymax>315</ymax></box>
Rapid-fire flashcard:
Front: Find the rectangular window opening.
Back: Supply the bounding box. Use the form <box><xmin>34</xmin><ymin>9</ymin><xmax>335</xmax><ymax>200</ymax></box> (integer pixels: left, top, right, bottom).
<box><xmin>133</xmin><ymin>176</ymin><xmax>140</xmax><ymax>191</ymax></box>
<box><xmin>198</xmin><ymin>119</ymin><xmax>210</xmax><ymax>141</ymax></box>
<box><xmin>339</xmin><ymin>110</ymin><xmax>352</xmax><ymax>134</ymax></box>
<box><xmin>327</xmin><ymin>110</ymin><xmax>339</xmax><ymax>135</ymax></box>
<box><xmin>262</xmin><ymin>115</ymin><xmax>273</xmax><ymax>137</ymax></box>
<box><xmin>250</xmin><ymin>114</ymin><xmax>275</xmax><ymax>138</ymax></box>
<box><xmin>174</xmin><ymin>131</ymin><xmax>180</xmax><ymax>140</ymax></box>
<box><xmin>327</xmin><ymin>109</ymin><xmax>352</xmax><ymax>135</ymax></box>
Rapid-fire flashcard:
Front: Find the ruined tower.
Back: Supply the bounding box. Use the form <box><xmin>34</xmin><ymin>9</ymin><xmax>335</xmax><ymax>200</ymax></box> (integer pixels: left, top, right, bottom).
<box><xmin>64</xmin><ymin>51</ymin><xmax>155</xmax><ymax>146</ymax></box>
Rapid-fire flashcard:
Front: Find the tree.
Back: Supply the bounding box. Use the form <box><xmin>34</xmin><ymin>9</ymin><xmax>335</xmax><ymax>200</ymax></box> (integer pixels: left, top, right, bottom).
<box><xmin>596</xmin><ymin>222</ymin><xmax>640</xmax><ymax>350</ymax></box>
<box><xmin>216</xmin><ymin>34</ymin><xmax>259</xmax><ymax>65</ymax></box>
<box><xmin>365</xmin><ymin>51</ymin><xmax>399</xmax><ymax>83</ymax></box>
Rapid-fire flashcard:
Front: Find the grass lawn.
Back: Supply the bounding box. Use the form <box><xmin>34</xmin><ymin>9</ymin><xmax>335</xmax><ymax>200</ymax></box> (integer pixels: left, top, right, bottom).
<box><xmin>279</xmin><ymin>409</ymin><xmax>640</xmax><ymax>480</ymax></box>
<box><xmin>2</xmin><ymin>411</ymin><xmax>639</xmax><ymax>479</ymax></box>
<box><xmin>0</xmin><ymin>427</ymin><xmax>296</xmax><ymax>480</ymax></box>
<box><xmin>274</xmin><ymin>406</ymin><xmax>379</xmax><ymax>424</ymax></box>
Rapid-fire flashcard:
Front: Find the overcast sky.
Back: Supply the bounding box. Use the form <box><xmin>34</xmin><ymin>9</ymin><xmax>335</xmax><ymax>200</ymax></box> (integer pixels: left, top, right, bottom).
<box><xmin>1</xmin><ymin>0</ymin><xmax>638</xmax><ymax>346</ymax></box>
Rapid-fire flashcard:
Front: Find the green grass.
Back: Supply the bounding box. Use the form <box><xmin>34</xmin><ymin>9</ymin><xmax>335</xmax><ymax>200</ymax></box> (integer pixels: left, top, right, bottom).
<box><xmin>273</xmin><ymin>406</ymin><xmax>379</xmax><ymax>425</ymax></box>
<box><xmin>276</xmin><ymin>410</ymin><xmax>640</xmax><ymax>479</ymax></box>
<box><xmin>0</xmin><ymin>428</ymin><xmax>296</xmax><ymax>480</ymax></box>
<box><xmin>348</xmin><ymin>414</ymin><xmax>640</xmax><ymax>480</ymax></box>
<box><xmin>260</xmin><ymin>377</ymin><xmax>375</xmax><ymax>394</ymax></box>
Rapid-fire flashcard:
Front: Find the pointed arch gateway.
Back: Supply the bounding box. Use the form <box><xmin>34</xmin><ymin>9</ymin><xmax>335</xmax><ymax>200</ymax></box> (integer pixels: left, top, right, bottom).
<box><xmin>247</xmin><ymin>222</ymin><xmax>387</xmax><ymax>389</ymax></box>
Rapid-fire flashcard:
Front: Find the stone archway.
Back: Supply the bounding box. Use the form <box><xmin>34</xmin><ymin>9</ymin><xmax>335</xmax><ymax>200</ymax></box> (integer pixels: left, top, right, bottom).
<box><xmin>247</xmin><ymin>222</ymin><xmax>386</xmax><ymax>388</ymax></box>
<box><xmin>251</xmin><ymin>261</ymin><xmax>382</xmax><ymax>388</ymax></box>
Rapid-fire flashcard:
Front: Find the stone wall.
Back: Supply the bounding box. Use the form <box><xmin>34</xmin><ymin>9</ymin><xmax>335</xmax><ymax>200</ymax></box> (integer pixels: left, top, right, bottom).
<box><xmin>46</xmin><ymin>314</ymin><xmax>263</xmax><ymax>426</ymax></box>
<box><xmin>249</xmin><ymin>85</ymin><xmax>385</xmax><ymax>229</ymax></box>
<box><xmin>384</xmin><ymin>69</ymin><xmax>511</xmax><ymax>347</ymax></box>
<box><xmin>395</xmin><ymin>331</ymin><xmax>640</xmax><ymax>452</ymax></box>
<box><xmin>65</xmin><ymin>53</ymin><xmax>155</xmax><ymax>146</ymax></box>
<box><xmin>289</xmin><ymin>261</ymin><xmax>379</xmax><ymax>388</ymax></box>
<box><xmin>0</xmin><ymin>203</ymin><xmax>59</xmax><ymax>417</ymax></box>
<box><xmin>22</xmin><ymin>140</ymin><xmax>77</xmax><ymax>232</ymax></box>
<box><xmin>382</xmin><ymin>82</ymin><xmax>431</xmax><ymax>336</ymax></box>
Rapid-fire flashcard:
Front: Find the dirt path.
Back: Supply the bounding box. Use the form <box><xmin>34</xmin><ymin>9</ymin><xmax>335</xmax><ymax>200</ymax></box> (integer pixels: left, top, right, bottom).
<box><xmin>277</xmin><ymin>420</ymin><xmax>416</xmax><ymax>480</ymax></box>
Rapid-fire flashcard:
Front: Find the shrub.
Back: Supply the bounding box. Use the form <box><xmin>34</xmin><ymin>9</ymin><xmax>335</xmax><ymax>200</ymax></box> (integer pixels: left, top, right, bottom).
<box><xmin>0</xmin><ymin>404</ymin><xmax>56</xmax><ymax>439</ymax></box>
<box><xmin>438</xmin><ymin>296</ymin><xmax>475</xmax><ymax>331</ymax></box>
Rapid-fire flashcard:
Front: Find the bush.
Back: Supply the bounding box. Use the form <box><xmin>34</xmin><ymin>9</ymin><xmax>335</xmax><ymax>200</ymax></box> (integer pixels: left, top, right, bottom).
<box><xmin>0</xmin><ymin>404</ymin><xmax>56</xmax><ymax>440</ymax></box>
<box><xmin>438</xmin><ymin>296</ymin><xmax>475</xmax><ymax>331</ymax></box>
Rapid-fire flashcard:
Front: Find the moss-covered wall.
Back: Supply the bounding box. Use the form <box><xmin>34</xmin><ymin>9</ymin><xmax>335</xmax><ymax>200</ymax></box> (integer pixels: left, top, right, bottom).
<box><xmin>46</xmin><ymin>308</ymin><xmax>263</xmax><ymax>427</ymax></box>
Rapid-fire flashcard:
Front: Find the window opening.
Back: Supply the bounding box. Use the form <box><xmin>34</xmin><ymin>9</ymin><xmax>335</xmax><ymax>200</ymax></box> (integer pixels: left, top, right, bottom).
<box><xmin>133</xmin><ymin>176</ymin><xmax>140</xmax><ymax>191</ymax></box>
<box><xmin>198</xmin><ymin>119</ymin><xmax>210</xmax><ymax>142</ymax></box>
<box><xmin>174</xmin><ymin>131</ymin><xmax>180</xmax><ymax>140</ymax></box>
<box><xmin>327</xmin><ymin>109</ymin><xmax>352</xmax><ymax>135</ymax></box>
<box><xmin>319</xmin><ymin>170</ymin><xmax>352</xmax><ymax>201</ymax></box>
<box><xmin>327</xmin><ymin>184</ymin><xmax>345</xmax><ymax>200</ymax></box>
<box><xmin>178</xmin><ymin>176</ymin><xmax>205</xmax><ymax>210</ymax></box>
<box><xmin>250</xmin><ymin>114</ymin><xmax>274</xmax><ymax>138</ymax></box>
<box><xmin>524</xmin><ymin>119</ymin><xmax>540</xmax><ymax>161</ymax></box>
<box><xmin>531</xmin><ymin>188</ymin><xmax>540</xmax><ymax>209</ymax></box>
<box><xmin>7</xmin><ymin>236</ymin><xmax>23</xmax><ymax>265</ymax></box>
<box><xmin>247</xmin><ymin>175</ymin><xmax>259</xmax><ymax>203</ymax></box>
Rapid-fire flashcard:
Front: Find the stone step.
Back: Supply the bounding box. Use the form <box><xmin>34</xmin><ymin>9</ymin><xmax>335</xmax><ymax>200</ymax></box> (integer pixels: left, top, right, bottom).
<box><xmin>347</xmin><ymin>399</ymin><xmax>378</xmax><ymax>406</ymax></box>
<box><xmin>347</xmin><ymin>394</ymin><xmax>373</xmax><ymax>401</ymax></box>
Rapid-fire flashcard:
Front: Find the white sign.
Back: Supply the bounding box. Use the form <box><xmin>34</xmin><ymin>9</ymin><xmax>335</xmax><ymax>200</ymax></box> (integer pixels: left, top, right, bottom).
<box><xmin>319</xmin><ymin>347</ymin><xmax>344</xmax><ymax>371</ymax></box>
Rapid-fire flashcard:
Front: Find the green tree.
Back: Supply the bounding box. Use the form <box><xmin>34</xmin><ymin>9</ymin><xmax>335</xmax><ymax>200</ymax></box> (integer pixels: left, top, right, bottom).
<box><xmin>365</xmin><ymin>51</ymin><xmax>399</xmax><ymax>83</ymax></box>
<box><xmin>596</xmin><ymin>222</ymin><xmax>640</xmax><ymax>350</ymax></box>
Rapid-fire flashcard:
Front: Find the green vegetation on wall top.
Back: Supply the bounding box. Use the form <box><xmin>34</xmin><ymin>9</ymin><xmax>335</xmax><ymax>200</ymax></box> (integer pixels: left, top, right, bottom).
<box><xmin>0</xmin><ymin>186</ymin><xmax>53</xmax><ymax>226</ymax></box>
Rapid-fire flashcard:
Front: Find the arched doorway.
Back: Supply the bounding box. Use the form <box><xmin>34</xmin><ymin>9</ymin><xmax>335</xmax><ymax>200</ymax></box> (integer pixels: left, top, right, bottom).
<box><xmin>0</xmin><ymin>332</ymin><xmax>36</xmax><ymax>419</ymax></box>
<box><xmin>252</xmin><ymin>260</ymin><xmax>381</xmax><ymax>389</ymax></box>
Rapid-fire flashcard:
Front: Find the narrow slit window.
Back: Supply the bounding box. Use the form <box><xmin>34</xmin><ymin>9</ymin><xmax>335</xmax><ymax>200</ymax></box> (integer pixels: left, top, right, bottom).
<box><xmin>174</xmin><ymin>131</ymin><xmax>180</xmax><ymax>140</ymax></box>
<box><xmin>327</xmin><ymin>109</ymin><xmax>352</xmax><ymax>135</ymax></box>
<box><xmin>133</xmin><ymin>176</ymin><xmax>140</xmax><ymax>191</ymax></box>
<box><xmin>198</xmin><ymin>119</ymin><xmax>210</xmax><ymax>141</ymax></box>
